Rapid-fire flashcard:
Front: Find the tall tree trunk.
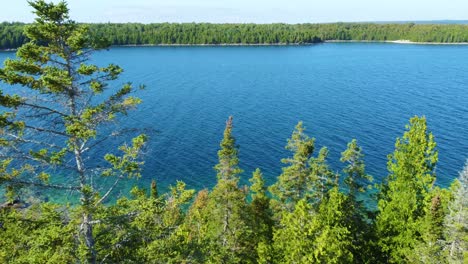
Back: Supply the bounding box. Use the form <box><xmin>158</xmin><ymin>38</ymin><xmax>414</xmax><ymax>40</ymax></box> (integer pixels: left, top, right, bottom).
<box><xmin>75</xmin><ymin>146</ymin><xmax>96</xmax><ymax>263</ymax></box>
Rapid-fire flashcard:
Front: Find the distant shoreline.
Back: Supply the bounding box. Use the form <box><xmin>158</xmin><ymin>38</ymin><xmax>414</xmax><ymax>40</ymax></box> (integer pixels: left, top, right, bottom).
<box><xmin>114</xmin><ymin>43</ymin><xmax>319</xmax><ymax>47</ymax></box>
<box><xmin>2</xmin><ymin>40</ymin><xmax>468</xmax><ymax>52</ymax></box>
<box><xmin>115</xmin><ymin>41</ymin><xmax>468</xmax><ymax>47</ymax></box>
<box><xmin>324</xmin><ymin>40</ymin><xmax>468</xmax><ymax>45</ymax></box>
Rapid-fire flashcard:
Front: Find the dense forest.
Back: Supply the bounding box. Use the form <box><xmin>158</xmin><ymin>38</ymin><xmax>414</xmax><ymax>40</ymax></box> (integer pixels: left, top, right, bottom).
<box><xmin>2</xmin><ymin>20</ymin><xmax>468</xmax><ymax>49</ymax></box>
<box><xmin>0</xmin><ymin>1</ymin><xmax>467</xmax><ymax>263</ymax></box>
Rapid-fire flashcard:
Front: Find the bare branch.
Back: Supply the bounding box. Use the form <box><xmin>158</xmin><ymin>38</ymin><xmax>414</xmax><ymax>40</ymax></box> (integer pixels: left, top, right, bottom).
<box><xmin>5</xmin><ymin>133</ymin><xmax>63</xmax><ymax>149</ymax></box>
<box><xmin>88</xmin><ymin>212</ymin><xmax>138</xmax><ymax>225</ymax></box>
<box><xmin>21</xmin><ymin>101</ymin><xmax>68</xmax><ymax>117</ymax></box>
<box><xmin>94</xmin><ymin>176</ymin><xmax>123</xmax><ymax>205</ymax></box>
<box><xmin>24</xmin><ymin>124</ymin><xmax>69</xmax><ymax>137</ymax></box>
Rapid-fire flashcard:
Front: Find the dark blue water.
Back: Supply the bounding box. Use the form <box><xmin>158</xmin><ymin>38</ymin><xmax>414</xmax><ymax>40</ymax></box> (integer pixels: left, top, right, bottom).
<box><xmin>1</xmin><ymin>43</ymin><xmax>467</xmax><ymax>194</ymax></box>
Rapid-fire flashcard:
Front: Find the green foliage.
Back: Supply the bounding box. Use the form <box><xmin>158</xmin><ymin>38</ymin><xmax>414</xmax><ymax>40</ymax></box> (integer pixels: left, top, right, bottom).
<box><xmin>443</xmin><ymin>161</ymin><xmax>468</xmax><ymax>263</ymax></box>
<box><xmin>214</xmin><ymin>116</ymin><xmax>243</xmax><ymax>181</ymax></box>
<box><xmin>2</xmin><ymin>22</ymin><xmax>468</xmax><ymax>49</ymax></box>
<box><xmin>182</xmin><ymin>189</ymin><xmax>211</xmax><ymax>261</ymax></box>
<box><xmin>340</xmin><ymin>139</ymin><xmax>376</xmax><ymax>263</ymax></box>
<box><xmin>103</xmin><ymin>134</ymin><xmax>148</xmax><ymax>178</ymax></box>
<box><xmin>0</xmin><ymin>1</ymin><xmax>147</xmax><ymax>262</ymax></box>
<box><xmin>341</xmin><ymin>139</ymin><xmax>372</xmax><ymax>196</ymax></box>
<box><xmin>270</xmin><ymin>121</ymin><xmax>335</xmax><ymax>213</ymax></box>
<box><xmin>249</xmin><ymin>168</ymin><xmax>274</xmax><ymax>259</ymax></box>
<box><xmin>0</xmin><ymin>2</ymin><xmax>466</xmax><ymax>263</ymax></box>
<box><xmin>0</xmin><ymin>203</ymin><xmax>76</xmax><ymax>263</ymax></box>
<box><xmin>273</xmin><ymin>188</ymin><xmax>354</xmax><ymax>263</ymax></box>
<box><xmin>0</xmin><ymin>111</ymin><xmax>466</xmax><ymax>263</ymax></box>
<box><xmin>376</xmin><ymin>116</ymin><xmax>439</xmax><ymax>263</ymax></box>
<box><xmin>411</xmin><ymin>190</ymin><xmax>448</xmax><ymax>263</ymax></box>
<box><xmin>272</xmin><ymin>199</ymin><xmax>316</xmax><ymax>263</ymax></box>
<box><xmin>200</xmin><ymin>116</ymin><xmax>253</xmax><ymax>263</ymax></box>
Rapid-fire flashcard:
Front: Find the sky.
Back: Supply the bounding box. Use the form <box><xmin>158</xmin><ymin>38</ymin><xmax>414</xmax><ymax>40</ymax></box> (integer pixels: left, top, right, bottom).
<box><xmin>1</xmin><ymin>0</ymin><xmax>467</xmax><ymax>24</ymax></box>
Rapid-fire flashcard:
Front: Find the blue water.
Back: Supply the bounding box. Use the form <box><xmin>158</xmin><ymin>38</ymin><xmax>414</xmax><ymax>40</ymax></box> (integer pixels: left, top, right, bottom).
<box><xmin>1</xmin><ymin>43</ymin><xmax>467</xmax><ymax>195</ymax></box>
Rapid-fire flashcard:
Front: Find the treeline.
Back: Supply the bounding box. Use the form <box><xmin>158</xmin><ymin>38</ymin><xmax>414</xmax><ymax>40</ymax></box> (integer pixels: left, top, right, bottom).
<box><xmin>0</xmin><ymin>1</ymin><xmax>467</xmax><ymax>263</ymax></box>
<box><xmin>2</xmin><ymin>21</ymin><xmax>468</xmax><ymax>49</ymax></box>
<box><xmin>1</xmin><ymin>116</ymin><xmax>467</xmax><ymax>263</ymax></box>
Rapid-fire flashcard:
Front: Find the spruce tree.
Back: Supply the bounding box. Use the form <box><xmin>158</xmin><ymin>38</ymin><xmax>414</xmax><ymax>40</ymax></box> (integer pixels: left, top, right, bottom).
<box><xmin>270</xmin><ymin>121</ymin><xmax>335</xmax><ymax>213</ymax></box>
<box><xmin>0</xmin><ymin>1</ymin><xmax>146</xmax><ymax>262</ymax></box>
<box><xmin>376</xmin><ymin>116</ymin><xmax>438</xmax><ymax>263</ymax></box>
<box><xmin>270</xmin><ymin>121</ymin><xmax>315</xmax><ymax>211</ymax></box>
<box><xmin>143</xmin><ymin>181</ymin><xmax>195</xmax><ymax>262</ymax></box>
<box><xmin>340</xmin><ymin>139</ymin><xmax>374</xmax><ymax>262</ymax></box>
<box><xmin>341</xmin><ymin>139</ymin><xmax>372</xmax><ymax>198</ymax></box>
<box><xmin>202</xmin><ymin>116</ymin><xmax>253</xmax><ymax>263</ymax></box>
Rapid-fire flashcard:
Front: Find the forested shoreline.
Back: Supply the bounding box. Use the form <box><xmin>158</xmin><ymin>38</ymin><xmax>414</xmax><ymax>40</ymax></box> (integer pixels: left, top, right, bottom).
<box><xmin>0</xmin><ymin>1</ymin><xmax>467</xmax><ymax>263</ymax></box>
<box><xmin>2</xmin><ymin>21</ymin><xmax>468</xmax><ymax>49</ymax></box>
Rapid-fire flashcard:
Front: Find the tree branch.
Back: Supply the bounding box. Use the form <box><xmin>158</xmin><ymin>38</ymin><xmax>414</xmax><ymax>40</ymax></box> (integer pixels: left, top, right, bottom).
<box><xmin>24</xmin><ymin>124</ymin><xmax>69</xmax><ymax>137</ymax></box>
<box><xmin>94</xmin><ymin>176</ymin><xmax>123</xmax><ymax>205</ymax></box>
<box><xmin>21</xmin><ymin>101</ymin><xmax>67</xmax><ymax>117</ymax></box>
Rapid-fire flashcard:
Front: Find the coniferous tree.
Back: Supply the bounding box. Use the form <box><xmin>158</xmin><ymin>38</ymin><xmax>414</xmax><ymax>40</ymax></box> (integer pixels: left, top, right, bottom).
<box><xmin>341</xmin><ymin>139</ymin><xmax>372</xmax><ymax>199</ymax></box>
<box><xmin>0</xmin><ymin>1</ymin><xmax>146</xmax><ymax>262</ymax></box>
<box><xmin>309</xmin><ymin>146</ymin><xmax>337</xmax><ymax>204</ymax></box>
<box><xmin>311</xmin><ymin>187</ymin><xmax>354</xmax><ymax>263</ymax></box>
<box><xmin>340</xmin><ymin>139</ymin><xmax>375</xmax><ymax>262</ymax></box>
<box><xmin>410</xmin><ymin>185</ymin><xmax>451</xmax><ymax>263</ymax></box>
<box><xmin>376</xmin><ymin>116</ymin><xmax>438</xmax><ymax>263</ymax></box>
<box><xmin>272</xmin><ymin>187</ymin><xmax>354</xmax><ymax>263</ymax></box>
<box><xmin>1</xmin><ymin>4</ymin><xmax>467</xmax><ymax>260</ymax></box>
<box><xmin>201</xmin><ymin>116</ymin><xmax>253</xmax><ymax>263</ymax></box>
<box><xmin>270</xmin><ymin>121</ymin><xmax>335</xmax><ymax>214</ymax></box>
<box><xmin>272</xmin><ymin>199</ymin><xmax>316</xmax><ymax>263</ymax></box>
<box><xmin>249</xmin><ymin>168</ymin><xmax>274</xmax><ymax>259</ymax></box>
<box><xmin>443</xmin><ymin>161</ymin><xmax>468</xmax><ymax>263</ymax></box>
<box><xmin>143</xmin><ymin>181</ymin><xmax>195</xmax><ymax>262</ymax></box>
<box><xmin>0</xmin><ymin>203</ymin><xmax>76</xmax><ymax>262</ymax></box>
<box><xmin>89</xmin><ymin>181</ymin><xmax>193</xmax><ymax>263</ymax></box>
<box><xmin>270</xmin><ymin>122</ymin><xmax>315</xmax><ymax>211</ymax></box>
<box><xmin>182</xmin><ymin>189</ymin><xmax>211</xmax><ymax>262</ymax></box>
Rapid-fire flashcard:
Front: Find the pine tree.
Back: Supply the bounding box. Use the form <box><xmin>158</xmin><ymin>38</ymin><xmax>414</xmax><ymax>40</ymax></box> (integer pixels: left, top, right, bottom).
<box><xmin>376</xmin><ymin>116</ymin><xmax>438</xmax><ymax>263</ymax></box>
<box><xmin>270</xmin><ymin>121</ymin><xmax>335</xmax><ymax>214</ymax></box>
<box><xmin>202</xmin><ymin>116</ymin><xmax>253</xmax><ymax>263</ymax></box>
<box><xmin>309</xmin><ymin>146</ymin><xmax>336</xmax><ymax>205</ymax></box>
<box><xmin>0</xmin><ymin>1</ymin><xmax>146</xmax><ymax>262</ymax></box>
<box><xmin>341</xmin><ymin>139</ymin><xmax>372</xmax><ymax>198</ymax></box>
<box><xmin>214</xmin><ymin>116</ymin><xmax>243</xmax><ymax>182</ymax></box>
<box><xmin>270</xmin><ymin>121</ymin><xmax>314</xmax><ymax>211</ymax></box>
<box><xmin>340</xmin><ymin>139</ymin><xmax>374</xmax><ymax>262</ymax></box>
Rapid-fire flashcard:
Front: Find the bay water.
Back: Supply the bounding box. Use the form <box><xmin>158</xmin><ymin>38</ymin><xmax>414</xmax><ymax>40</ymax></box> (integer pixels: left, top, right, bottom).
<box><xmin>1</xmin><ymin>43</ymin><xmax>467</xmax><ymax>198</ymax></box>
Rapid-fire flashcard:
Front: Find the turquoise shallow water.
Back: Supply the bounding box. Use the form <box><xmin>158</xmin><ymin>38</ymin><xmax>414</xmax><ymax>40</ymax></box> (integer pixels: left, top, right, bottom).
<box><xmin>1</xmin><ymin>43</ymin><xmax>467</xmax><ymax>198</ymax></box>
